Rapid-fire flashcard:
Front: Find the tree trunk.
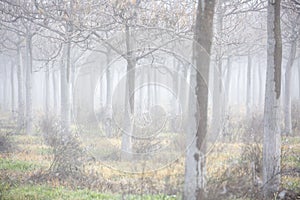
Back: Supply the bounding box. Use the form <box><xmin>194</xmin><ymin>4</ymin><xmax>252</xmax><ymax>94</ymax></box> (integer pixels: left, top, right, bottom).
<box><xmin>154</xmin><ymin>69</ymin><xmax>157</xmax><ymax>106</ymax></box>
<box><xmin>263</xmin><ymin>0</ymin><xmax>282</xmax><ymax>198</ymax></box>
<box><xmin>171</xmin><ymin>60</ymin><xmax>179</xmax><ymax>132</ymax></box>
<box><xmin>25</xmin><ymin>32</ymin><xmax>33</xmax><ymax>135</ymax></box>
<box><xmin>246</xmin><ymin>54</ymin><xmax>252</xmax><ymax>117</ymax></box>
<box><xmin>237</xmin><ymin>66</ymin><xmax>241</xmax><ymax>105</ymax></box>
<box><xmin>105</xmin><ymin>50</ymin><xmax>113</xmax><ymax>137</ymax></box>
<box><xmin>211</xmin><ymin>2</ymin><xmax>225</xmax><ymax>140</ymax></box>
<box><xmin>211</xmin><ymin>57</ymin><xmax>222</xmax><ymax>140</ymax></box>
<box><xmin>60</xmin><ymin>41</ymin><xmax>71</xmax><ymax>133</ymax></box>
<box><xmin>3</xmin><ymin>63</ymin><xmax>7</xmax><ymax>111</ymax></box>
<box><xmin>258</xmin><ymin>61</ymin><xmax>264</xmax><ymax>107</ymax></box>
<box><xmin>17</xmin><ymin>44</ymin><xmax>24</xmax><ymax>130</ymax></box>
<box><xmin>147</xmin><ymin>66</ymin><xmax>151</xmax><ymax>110</ymax></box>
<box><xmin>284</xmin><ymin>41</ymin><xmax>296</xmax><ymax>136</ymax></box>
<box><xmin>45</xmin><ymin>63</ymin><xmax>50</xmax><ymax>118</ymax></box>
<box><xmin>184</xmin><ymin>0</ymin><xmax>216</xmax><ymax>199</ymax></box>
<box><xmin>225</xmin><ymin>56</ymin><xmax>232</xmax><ymax>113</ymax></box>
<box><xmin>121</xmin><ymin>25</ymin><xmax>136</xmax><ymax>160</ymax></box>
<box><xmin>11</xmin><ymin>62</ymin><xmax>15</xmax><ymax>118</ymax></box>
<box><xmin>298</xmin><ymin>59</ymin><xmax>300</xmax><ymax>99</ymax></box>
<box><xmin>52</xmin><ymin>68</ymin><xmax>58</xmax><ymax>115</ymax></box>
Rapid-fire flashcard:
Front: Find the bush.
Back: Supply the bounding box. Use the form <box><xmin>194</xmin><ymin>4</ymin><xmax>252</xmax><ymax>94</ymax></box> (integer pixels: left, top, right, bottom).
<box><xmin>39</xmin><ymin>116</ymin><xmax>92</xmax><ymax>180</ymax></box>
<box><xmin>0</xmin><ymin>133</ymin><xmax>15</xmax><ymax>153</ymax></box>
<box><xmin>207</xmin><ymin>142</ymin><xmax>263</xmax><ymax>199</ymax></box>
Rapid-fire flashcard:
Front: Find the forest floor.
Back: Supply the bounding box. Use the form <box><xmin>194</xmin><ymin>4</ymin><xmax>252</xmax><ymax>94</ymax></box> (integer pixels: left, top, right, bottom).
<box><xmin>0</xmin><ymin>116</ymin><xmax>300</xmax><ymax>199</ymax></box>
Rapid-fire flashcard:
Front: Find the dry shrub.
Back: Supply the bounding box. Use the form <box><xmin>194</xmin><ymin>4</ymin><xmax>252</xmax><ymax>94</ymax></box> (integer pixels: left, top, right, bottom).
<box><xmin>0</xmin><ymin>119</ymin><xmax>18</xmax><ymax>153</ymax></box>
<box><xmin>0</xmin><ymin>133</ymin><xmax>15</xmax><ymax>153</ymax></box>
<box><xmin>207</xmin><ymin>142</ymin><xmax>263</xmax><ymax>199</ymax></box>
<box><xmin>222</xmin><ymin>112</ymin><xmax>264</xmax><ymax>143</ymax></box>
<box><xmin>33</xmin><ymin>116</ymin><xmax>95</xmax><ymax>184</ymax></box>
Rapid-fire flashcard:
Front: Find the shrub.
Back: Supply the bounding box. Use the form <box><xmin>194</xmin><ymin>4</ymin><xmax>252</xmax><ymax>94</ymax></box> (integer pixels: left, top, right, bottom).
<box><xmin>0</xmin><ymin>133</ymin><xmax>15</xmax><ymax>153</ymax></box>
<box><xmin>39</xmin><ymin>116</ymin><xmax>92</xmax><ymax>180</ymax></box>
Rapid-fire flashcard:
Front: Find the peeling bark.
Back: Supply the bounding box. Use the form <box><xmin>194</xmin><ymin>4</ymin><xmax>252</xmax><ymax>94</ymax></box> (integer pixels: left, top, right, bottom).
<box><xmin>184</xmin><ymin>0</ymin><xmax>216</xmax><ymax>199</ymax></box>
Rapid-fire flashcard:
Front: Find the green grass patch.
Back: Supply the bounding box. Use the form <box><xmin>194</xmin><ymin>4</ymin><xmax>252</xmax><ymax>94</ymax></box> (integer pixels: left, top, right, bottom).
<box><xmin>1</xmin><ymin>184</ymin><xmax>116</xmax><ymax>200</ymax></box>
<box><xmin>124</xmin><ymin>194</ymin><xmax>178</xmax><ymax>200</ymax></box>
<box><xmin>0</xmin><ymin>158</ymin><xmax>39</xmax><ymax>172</ymax></box>
<box><xmin>1</xmin><ymin>184</ymin><xmax>178</xmax><ymax>200</ymax></box>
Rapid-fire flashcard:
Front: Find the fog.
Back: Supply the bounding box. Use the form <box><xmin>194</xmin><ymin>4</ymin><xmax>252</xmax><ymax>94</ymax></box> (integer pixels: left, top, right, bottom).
<box><xmin>0</xmin><ymin>0</ymin><xmax>300</xmax><ymax>199</ymax></box>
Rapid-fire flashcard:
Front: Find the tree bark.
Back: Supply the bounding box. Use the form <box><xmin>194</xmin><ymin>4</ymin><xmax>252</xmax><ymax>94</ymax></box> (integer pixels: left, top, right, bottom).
<box><xmin>45</xmin><ymin>63</ymin><xmax>50</xmax><ymax>118</ymax></box>
<box><xmin>3</xmin><ymin>62</ymin><xmax>7</xmax><ymax>111</ymax></box>
<box><xmin>11</xmin><ymin>62</ymin><xmax>15</xmax><ymax>118</ymax></box>
<box><xmin>284</xmin><ymin>41</ymin><xmax>296</xmax><ymax>136</ymax></box>
<box><xmin>258</xmin><ymin>61</ymin><xmax>264</xmax><ymax>107</ymax></box>
<box><xmin>52</xmin><ymin>68</ymin><xmax>58</xmax><ymax>115</ymax></box>
<box><xmin>237</xmin><ymin>65</ymin><xmax>241</xmax><ymax>105</ymax></box>
<box><xmin>299</xmin><ymin>59</ymin><xmax>300</xmax><ymax>99</ymax></box>
<box><xmin>211</xmin><ymin>2</ymin><xmax>224</xmax><ymax>140</ymax></box>
<box><xmin>60</xmin><ymin>42</ymin><xmax>71</xmax><ymax>133</ymax></box>
<box><xmin>184</xmin><ymin>0</ymin><xmax>216</xmax><ymax>199</ymax></box>
<box><xmin>211</xmin><ymin>57</ymin><xmax>223</xmax><ymax>140</ymax></box>
<box><xmin>225</xmin><ymin>56</ymin><xmax>232</xmax><ymax>113</ymax></box>
<box><xmin>25</xmin><ymin>31</ymin><xmax>33</xmax><ymax>135</ymax></box>
<box><xmin>105</xmin><ymin>50</ymin><xmax>113</xmax><ymax>137</ymax></box>
<box><xmin>263</xmin><ymin>0</ymin><xmax>282</xmax><ymax>198</ymax></box>
<box><xmin>246</xmin><ymin>54</ymin><xmax>252</xmax><ymax>117</ymax></box>
<box><xmin>121</xmin><ymin>25</ymin><xmax>136</xmax><ymax>160</ymax></box>
<box><xmin>17</xmin><ymin>44</ymin><xmax>25</xmax><ymax>130</ymax></box>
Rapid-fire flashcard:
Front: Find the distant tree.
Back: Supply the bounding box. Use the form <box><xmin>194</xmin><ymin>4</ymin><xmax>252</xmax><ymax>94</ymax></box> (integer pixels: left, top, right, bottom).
<box><xmin>282</xmin><ymin>0</ymin><xmax>300</xmax><ymax>136</ymax></box>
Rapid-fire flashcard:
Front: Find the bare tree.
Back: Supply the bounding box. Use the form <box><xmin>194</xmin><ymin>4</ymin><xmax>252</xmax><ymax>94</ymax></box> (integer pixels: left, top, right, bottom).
<box><xmin>281</xmin><ymin>0</ymin><xmax>300</xmax><ymax>135</ymax></box>
<box><xmin>184</xmin><ymin>0</ymin><xmax>216</xmax><ymax>199</ymax></box>
<box><xmin>262</xmin><ymin>0</ymin><xmax>282</xmax><ymax>198</ymax></box>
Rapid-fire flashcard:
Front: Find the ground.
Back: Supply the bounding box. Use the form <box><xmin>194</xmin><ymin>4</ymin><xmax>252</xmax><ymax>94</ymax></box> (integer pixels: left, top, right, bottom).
<box><xmin>0</xmin><ymin>114</ymin><xmax>300</xmax><ymax>200</ymax></box>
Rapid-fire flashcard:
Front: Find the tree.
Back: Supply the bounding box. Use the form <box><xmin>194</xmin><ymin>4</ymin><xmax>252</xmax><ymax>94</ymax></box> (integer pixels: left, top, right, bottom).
<box><xmin>282</xmin><ymin>0</ymin><xmax>300</xmax><ymax>135</ymax></box>
<box><xmin>262</xmin><ymin>0</ymin><xmax>282</xmax><ymax>198</ymax></box>
<box><xmin>284</xmin><ymin>38</ymin><xmax>297</xmax><ymax>135</ymax></box>
<box><xmin>184</xmin><ymin>0</ymin><xmax>216</xmax><ymax>199</ymax></box>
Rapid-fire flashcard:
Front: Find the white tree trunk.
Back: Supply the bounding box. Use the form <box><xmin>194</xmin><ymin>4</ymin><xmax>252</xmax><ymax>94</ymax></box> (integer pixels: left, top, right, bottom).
<box><xmin>298</xmin><ymin>59</ymin><xmax>300</xmax><ymax>99</ymax></box>
<box><xmin>52</xmin><ymin>68</ymin><xmax>58</xmax><ymax>114</ymax></box>
<box><xmin>45</xmin><ymin>63</ymin><xmax>50</xmax><ymax>117</ymax></box>
<box><xmin>184</xmin><ymin>0</ymin><xmax>215</xmax><ymax>199</ymax></box>
<box><xmin>246</xmin><ymin>54</ymin><xmax>252</xmax><ymax>117</ymax></box>
<box><xmin>17</xmin><ymin>45</ymin><xmax>25</xmax><ymax>129</ymax></box>
<box><xmin>25</xmin><ymin>32</ymin><xmax>33</xmax><ymax>135</ymax></box>
<box><xmin>3</xmin><ymin>63</ymin><xmax>7</xmax><ymax>111</ymax></box>
<box><xmin>211</xmin><ymin>58</ymin><xmax>223</xmax><ymax>140</ymax></box>
<box><xmin>121</xmin><ymin>25</ymin><xmax>136</xmax><ymax>160</ymax></box>
<box><xmin>237</xmin><ymin>66</ymin><xmax>241</xmax><ymax>105</ymax></box>
<box><xmin>284</xmin><ymin>41</ymin><xmax>296</xmax><ymax>135</ymax></box>
<box><xmin>121</xmin><ymin>71</ymin><xmax>133</xmax><ymax>160</ymax></box>
<box><xmin>105</xmin><ymin>50</ymin><xmax>113</xmax><ymax>137</ymax></box>
<box><xmin>10</xmin><ymin>62</ymin><xmax>15</xmax><ymax>118</ymax></box>
<box><xmin>263</xmin><ymin>0</ymin><xmax>282</xmax><ymax>198</ymax></box>
<box><xmin>258</xmin><ymin>61</ymin><xmax>264</xmax><ymax>107</ymax></box>
<box><xmin>60</xmin><ymin>42</ymin><xmax>71</xmax><ymax>133</ymax></box>
<box><xmin>225</xmin><ymin>56</ymin><xmax>232</xmax><ymax>113</ymax></box>
<box><xmin>147</xmin><ymin>66</ymin><xmax>151</xmax><ymax>110</ymax></box>
<box><xmin>211</xmin><ymin>2</ymin><xmax>225</xmax><ymax>140</ymax></box>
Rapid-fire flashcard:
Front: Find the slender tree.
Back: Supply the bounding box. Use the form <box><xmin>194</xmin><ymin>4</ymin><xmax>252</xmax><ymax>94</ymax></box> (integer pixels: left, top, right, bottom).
<box><xmin>184</xmin><ymin>0</ymin><xmax>216</xmax><ymax>199</ymax></box>
<box><xmin>263</xmin><ymin>0</ymin><xmax>282</xmax><ymax>198</ymax></box>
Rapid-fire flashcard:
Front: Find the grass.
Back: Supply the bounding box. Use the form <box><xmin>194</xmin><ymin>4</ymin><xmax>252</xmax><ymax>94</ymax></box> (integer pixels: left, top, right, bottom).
<box><xmin>1</xmin><ymin>184</ymin><xmax>116</xmax><ymax>200</ymax></box>
<box><xmin>0</xmin><ymin>184</ymin><xmax>178</xmax><ymax>200</ymax></box>
<box><xmin>0</xmin><ymin>158</ymin><xmax>40</xmax><ymax>172</ymax></box>
<box><xmin>0</xmin><ymin>119</ymin><xmax>299</xmax><ymax>199</ymax></box>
